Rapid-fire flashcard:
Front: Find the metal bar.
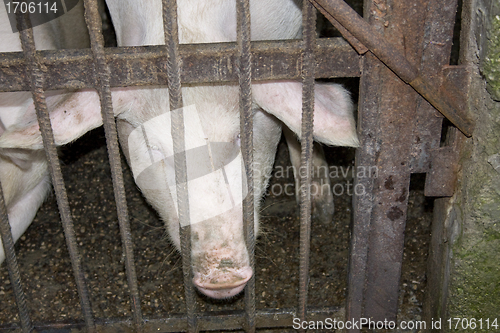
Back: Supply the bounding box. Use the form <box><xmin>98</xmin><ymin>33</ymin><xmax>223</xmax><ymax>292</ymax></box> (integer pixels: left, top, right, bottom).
<box><xmin>348</xmin><ymin>0</ymin><xmax>462</xmax><ymax>325</ymax></box>
<box><xmin>15</xmin><ymin>12</ymin><xmax>96</xmax><ymax>333</ymax></box>
<box><xmin>297</xmin><ymin>1</ymin><xmax>316</xmax><ymax>329</ymax></box>
<box><xmin>309</xmin><ymin>0</ymin><xmax>475</xmax><ymax>137</ymax></box>
<box><xmin>0</xmin><ymin>183</ymin><xmax>32</xmax><ymax>332</ymax></box>
<box><xmin>162</xmin><ymin>1</ymin><xmax>198</xmax><ymax>332</ymax></box>
<box><xmin>0</xmin><ymin>306</ymin><xmax>344</xmax><ymax>332</ymax></box>
<box><xmin>313</xmin><ymin>4</ymin><xmax>368</xmax><ymax>54</ymax></box>
<box><xmin>81</xmin><ymin>0</ymin><xmax>143</xmax><ymax>331</ymax></box>
<box><xmin>348</xmin><ymin>54</ymin><xmax>378</xmax><ymax>331</ymax></box>
<box><xmin>0</xmin><ymin>38</ymin><xmax>360</xmax><ymax>92</ymax></box>
<box><xmin>356</xmin><ymin>0</ymin><xmax>420</xmax><ymax>321</ymax></box>
<box><xmin>235</xmin><ymin>1</ymin><xmax>255</xmax><ymax>332</ymax></box>
<box><xmin>411</xmin><ymin>0</ymin><xmax>460</xmax><ymax>173</ymax></box>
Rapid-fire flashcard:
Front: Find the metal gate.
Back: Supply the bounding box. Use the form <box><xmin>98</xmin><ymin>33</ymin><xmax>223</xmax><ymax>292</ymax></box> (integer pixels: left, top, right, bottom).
<box><xmin>0</xmin><ymin>0</ymin><xmax>473</xmax><ymax>332</ymax></box>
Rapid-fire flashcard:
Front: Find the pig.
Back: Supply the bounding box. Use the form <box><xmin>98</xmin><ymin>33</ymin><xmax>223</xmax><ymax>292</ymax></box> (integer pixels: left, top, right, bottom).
<box><xmin>0</xmin><ymin>0</ymin><xmax>359</xmax><ymax>299</ymax></box>
<box><xmin>0</xmin><ymin>1</ymin><xmax>90</xmax><ymax>264</ymax></box>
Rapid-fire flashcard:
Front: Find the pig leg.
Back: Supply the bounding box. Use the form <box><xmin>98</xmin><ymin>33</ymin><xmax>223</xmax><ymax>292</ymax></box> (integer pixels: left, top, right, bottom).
<box><xmin>0</xmin><ymin>156</ymin><xmax>50</xmax><ymax>265</ymax></box>
<box><xmin>283</xmin><ymin>127</ymin><xmax>334</xmax><ymax>225</ymax></box>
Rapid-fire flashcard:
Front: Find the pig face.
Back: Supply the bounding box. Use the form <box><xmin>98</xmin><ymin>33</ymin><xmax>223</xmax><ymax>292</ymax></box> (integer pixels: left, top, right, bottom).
<box><xmin>115</xmin><ymin>84</ymin><xmax>286</xmax><ymax>298</ymax></box>
<box><xmin>0</xmin><ymin>0</ymin><xmax>359</xmax><ymax>298</ymax></box>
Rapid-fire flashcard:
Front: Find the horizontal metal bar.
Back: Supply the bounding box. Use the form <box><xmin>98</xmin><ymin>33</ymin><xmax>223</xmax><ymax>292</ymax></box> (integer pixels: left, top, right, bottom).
<box><xmin>0</xmin><ymin>307</ymin><xmax>343</xmax><ymax>332</ymax></box>
<box><xmin>309</xmin><ymin>0</ymin><xmax>475</xmax><ymax>137</ymax></box>
<box><xmin>0</xmin><ymin>38</ymin><xmax>360</xmax><ymax>92</ymax></box>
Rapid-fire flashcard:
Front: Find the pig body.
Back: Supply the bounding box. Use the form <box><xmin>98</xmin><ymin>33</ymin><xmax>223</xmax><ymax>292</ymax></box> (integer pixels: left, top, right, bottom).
<box><xmin>0</xmin><ymin>3</ymin><xmax>89</xmax><ymax>264</ymax></box>
<box><xmin>0</xmin><ymin>0</ymin><xmax>358</xmax><ymax>299</ymax></box>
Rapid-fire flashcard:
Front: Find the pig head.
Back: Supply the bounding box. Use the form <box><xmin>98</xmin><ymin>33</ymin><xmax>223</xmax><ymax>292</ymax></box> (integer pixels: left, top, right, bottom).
<box><xmin>106</xmin><ymin>0</ymin><xmax>358</xmax><ymax>298</ymax></box>
<box><xmin>0</xmin><ymin>0</ymin><xmax>359</xmax><ymax>299</ymax></box>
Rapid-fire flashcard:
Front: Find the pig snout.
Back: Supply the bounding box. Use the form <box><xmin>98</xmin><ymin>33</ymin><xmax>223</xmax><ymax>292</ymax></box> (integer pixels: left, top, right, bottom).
<box><xmin>192</xmin><ymin>248</ymin><xmax>252</xmax><ymax>299</ymax></box>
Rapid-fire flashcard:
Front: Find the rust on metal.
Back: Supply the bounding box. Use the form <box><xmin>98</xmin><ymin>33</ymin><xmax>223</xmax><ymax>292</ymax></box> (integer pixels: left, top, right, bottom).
<box><xmin>313</xmin><ymin>3</ymin><xmax>368</xmax><ymax>54</ymax></box>
<box><xmin>82</xmin><ymin>0</ymin><xmax>144</xmax><ymax>331</ymax></box>
<box><xmin>0</xmin><ymin>38</ymin><xmax>360</xmax><ymax>92</ymax></box>
<box><xmin>16</xmin><ymin>11</ymin><xmax>97</xmax><ymax>333</ymax></box>
<box><xmin>309</xmin><ymin>0</ymin><xmax>475</xmax><ymax>137</ymax></box>
<box><xmin>348</xmin><ymin>0</ymin><xmax>464</xmax><ymax>326</ymax></box>
<box><xmin>0</xmin><ymin>307</ymin><xmax>343</xmax><ymax>332</ymax></box>
<box><xmin>235</xmin><ymin>1</ymin><xmax>257</xmax><ymax>332</ymax></box>
<box><xmin>297</xmin><ymin>0</ymin><xmax>316</xmax><ymax>328</ymax></box>
<box><xmin>161</xmin><ymin>0</ymin><xmax>198</xmax><ymax>332</ymax></box>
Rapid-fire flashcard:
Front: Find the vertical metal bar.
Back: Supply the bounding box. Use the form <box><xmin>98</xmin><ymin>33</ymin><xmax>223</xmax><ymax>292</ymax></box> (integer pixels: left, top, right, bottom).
<box><xmin>345</xmin><ymin>3</ymin><xmax>380</xmax><ymax>329</ymax></box>
<box><xmin>349</xmin><ymin>0</ymin><xmax>431</xmax><ymax>325</ymax></box>
<box><xmin>162</xmin><ymin>1</ymin><xmax>198</xmax><ymax>332</ymax></box>
<box><xmin>0</xmin><ymin>186</ymin><xmax>32</xmax><ymax>332</ymax></box>
<box><xmin>236</xmin><ymin>1</ymin><xmax>255</xmax><ymax>332</ymax></box>
<box><xmin>81</xmin><ymin>0</ymin><xmax>143</xmax><ymax>331</ymax></box>
<box><xmin>15</xmin><ymin>12</ymin><xmax>96</xmax><ymax>333</ymax></box>
<box><xmin>297</xmin><ymin>0</ymin><xmax>316</xmax><ymax>327</ymax></box>
<box><xmin>348</xmin><ymin>53</ymin><xmax>378</xmax><ymax>332</ymax></box>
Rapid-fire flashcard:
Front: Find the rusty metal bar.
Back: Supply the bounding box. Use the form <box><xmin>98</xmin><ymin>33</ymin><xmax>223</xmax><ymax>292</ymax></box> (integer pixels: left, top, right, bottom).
<box><xmin>350</xmin><ymin>0</ymin><xmax>419</xmax><ymax>321</ymax></box>
<box><xmin>162</xmin><ymin>1</ymin><xmax>198</xmax><ymax>332</ymax></box>
<box><xmin>348</xmin><ymin>56</ymin><xmax>377</xmax><ymax>330</ymax></box>
<box><xmin>236</xmin><ymin>0</ymin><xmax>256</xmax><ymax>332</ymax></box>
<box><xmin>0</xmin><ymin>38</ymin><xmax>360</xmax><ymax>92</ymax></box>
<box><xmin>0</xmin><ymin>306</ymin><xmax>343</xmax><ymax>332</ymax></box>
<box><xmin>81</xmin><ymin>0</ymin><xmax>143</xmax><ymax>331</ymax></box>
<box><xmin>309</xmin><ymin>0</ymin><xmax>474</xmax><ymax>137</ymax></box>
<box><xmin>297</xmin><ymin>0</ymin><xmax>316</xmax><ymax>329</ymax></box>
<box><xmin>412</xmin><ymin>1</ymin><xmax>461</xmax><ymax>182</ymax></box>
<box><xmin>348</xmin><ymin>0</ymin><xmax>463</xmax><ymax>326</ymax></box>
<box><xmin>0</xmin><ymin>184</ymin><xmax>32</xmax><ymax>332</ymax></box>
<box><xmin>16</xmin><ymin>12</ymin><xmax>96</xmax><ymax>333</ymax></box>
<box><xmin>314</xmin><ymin>4</ymin><xmax>368</xmax><ymax>54</ymax></box>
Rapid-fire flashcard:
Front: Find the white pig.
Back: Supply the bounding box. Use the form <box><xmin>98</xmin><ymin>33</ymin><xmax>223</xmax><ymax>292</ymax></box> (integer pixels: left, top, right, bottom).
<box><xmin>0</xmin><ymin>2</ymin><xmax>90</xmax><ymax>264</ymax></box>
<box><xmin>0</xmin><ymin>0</ymin><xmax>358</xmax><ymax>299</ymax></box>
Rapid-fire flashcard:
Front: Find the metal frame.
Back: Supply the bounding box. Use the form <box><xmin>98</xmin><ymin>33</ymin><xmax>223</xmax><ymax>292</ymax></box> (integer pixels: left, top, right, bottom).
<box><xmin>0</xmin><ymin>0</ymin><xmax>472</xmax><ymax>332</ymax></box>
<box><xmin>348</xmin><ymin>0</ymin><xmax>469</xmax><ymax>327</ymax></box>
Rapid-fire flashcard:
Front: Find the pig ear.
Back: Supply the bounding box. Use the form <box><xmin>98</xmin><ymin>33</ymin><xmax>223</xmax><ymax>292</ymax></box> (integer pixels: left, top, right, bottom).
<box><xmin>0</xmin><ymin>90</ymin><xmax>103</xmax><ymax>150</ymax></box>
<box><xmin>252</xmin><ymin>81</ymin><xmax>359</xmax><ymax>147</ymax></box>
<box><xmin>0</xmin><ymin>89</ymin><xmax>132</xmax><ymax>150</ymax></box>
